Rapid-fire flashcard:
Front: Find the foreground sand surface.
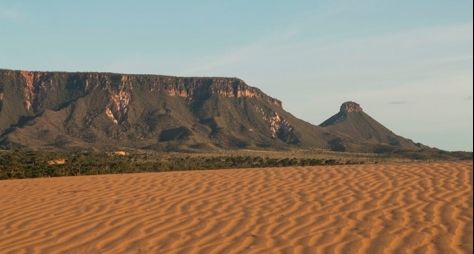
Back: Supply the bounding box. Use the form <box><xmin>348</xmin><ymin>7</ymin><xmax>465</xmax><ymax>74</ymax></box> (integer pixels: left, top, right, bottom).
<box><xmin>0</xmin><ymin>161</ymin><xmax>472</xmax><ymax>254</ymax></box>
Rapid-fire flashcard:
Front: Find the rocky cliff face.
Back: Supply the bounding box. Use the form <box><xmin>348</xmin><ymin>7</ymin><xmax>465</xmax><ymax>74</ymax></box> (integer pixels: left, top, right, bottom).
<box><xmin>20</xmin><ymin>71</ymin><xmax>66</xmax><ymax>113</ymax></box>
<box><xmin>11</xmin><ymin>70</ymin><xmax>282</xmax><ymax>118</ymax></box>
<box><xmin>340</xmin><ymin>101</ymin><xmax>362</xmax><ymax>113</ymax></box>
<box><xmin>0</xmin><ymin>69</ymin><xmax>315</xmax><ymax>151</ymax></box>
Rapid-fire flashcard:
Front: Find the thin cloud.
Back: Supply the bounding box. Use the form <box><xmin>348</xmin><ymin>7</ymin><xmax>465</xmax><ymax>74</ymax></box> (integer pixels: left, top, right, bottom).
<box><xmin>178</xmin><ymin>21</ymin><xmax>472</xmax><ymax>80</ymax></box>
<box><xmin>0</xmin><ymin>6</ymin><xmax>22</xmax><ymax>21</ymax></box>
<box><xmin>181</xmin><ymin>27</ymin><xmax>300</xmax><ymax>76</ymax></box>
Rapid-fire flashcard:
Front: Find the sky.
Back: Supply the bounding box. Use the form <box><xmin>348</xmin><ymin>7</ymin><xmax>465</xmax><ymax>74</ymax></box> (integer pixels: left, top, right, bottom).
<box><xmin>0</xmin><ymin>0</ymin><xmax>472</xmax><ymax>151</ymax></box>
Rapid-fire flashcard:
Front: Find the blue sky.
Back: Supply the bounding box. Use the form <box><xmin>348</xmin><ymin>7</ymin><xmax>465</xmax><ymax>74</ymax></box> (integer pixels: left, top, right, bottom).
<box><xmin>1</xmin><ymin>0</ymin><xmax>472</xmax><ymax>151</ymax></box>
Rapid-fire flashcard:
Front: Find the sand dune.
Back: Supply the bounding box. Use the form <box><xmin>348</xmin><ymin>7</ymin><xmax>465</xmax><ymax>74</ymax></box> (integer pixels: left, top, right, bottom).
<box><xmin>0</xmin><ymin>161</ymin><xmax>472</xmax><ymax>254</ymax></box>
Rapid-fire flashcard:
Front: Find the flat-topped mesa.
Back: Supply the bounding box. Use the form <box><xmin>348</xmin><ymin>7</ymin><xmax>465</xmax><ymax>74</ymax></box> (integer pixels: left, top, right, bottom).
<box><xmin>5</xmin><ymin>70</ymin><xmax>283</xmax><ymax>111</ymax></box>
<box><xmin>340</xmin><ymin>101</ymin><xmax>362</xmax><ymax>113</ymax></box>
<box><xmin>83</xmin><ymin>72</ymin><xmax>282</xmax><ymax>107</ymax></box>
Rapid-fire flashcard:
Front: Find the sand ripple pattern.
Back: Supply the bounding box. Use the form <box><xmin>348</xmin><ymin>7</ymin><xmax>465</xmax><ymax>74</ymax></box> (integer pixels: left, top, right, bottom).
<box><xmin>0</xmin><ymin>161</ymin><xmax>472</xmax><ymax>254</ymax></box>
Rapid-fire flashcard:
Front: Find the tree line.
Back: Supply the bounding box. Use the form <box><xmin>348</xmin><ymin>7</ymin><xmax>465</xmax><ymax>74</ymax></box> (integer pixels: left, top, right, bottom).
<box><xmin>0</xmin><ymin>150</ymin><xmax>367</xmax><ymax>180</ymax></box>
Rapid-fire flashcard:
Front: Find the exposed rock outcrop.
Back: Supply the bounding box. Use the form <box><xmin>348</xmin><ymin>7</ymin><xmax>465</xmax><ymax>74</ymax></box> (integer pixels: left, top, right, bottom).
<box><xmin>0</xmin><ymin>92</ymin><xmax>4</xmax><ymax>110</ymax></box>
<box><xmin>162</xmin><ymin>78</ymin><xmax>282</xmax><ymax>107</ymax></box>
<box><xmin>255</xmin><ymin>106</ymin><xmax>298</xmax><ymax>143</ymax></box>
<box><xmin>106</xmin><ymin>88</ymin><xmax>131</xmax><ymax>124</ymax></box>
<box><xmin>340</xmin><ymin>101</ymin><xmax>362</xmax><ymax>113</ymax></box>
<box><xmin>20</xmin><ymin>71</ymin><xmax>50</xmax><ymax>111</ymax></box>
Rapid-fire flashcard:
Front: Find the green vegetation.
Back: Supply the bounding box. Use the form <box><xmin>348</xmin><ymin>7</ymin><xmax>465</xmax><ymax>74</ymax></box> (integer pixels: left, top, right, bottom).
<box><xmin>1</xmin><ymin>148</ymin><xmax>470</xmax><ymax>180</ymax></box>
<box><xmin>0</xmin><ymin>149</ymin><xmax>388</xmax><ymax>180</ymax></box>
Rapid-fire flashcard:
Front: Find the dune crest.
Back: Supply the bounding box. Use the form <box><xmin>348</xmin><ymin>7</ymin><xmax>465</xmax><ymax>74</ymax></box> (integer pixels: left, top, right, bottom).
<box><xmin>0</xmin><ymin>161</ymin><xmax>472</xmax><ymax>254</ymax></box>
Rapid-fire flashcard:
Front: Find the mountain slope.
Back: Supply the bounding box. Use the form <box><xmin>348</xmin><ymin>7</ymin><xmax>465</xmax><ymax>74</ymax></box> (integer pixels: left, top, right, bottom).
<box><xmin>320</xmin><ymin>101</ymin><xmax>425</xmax><ymax>153</ymax></box>
<box><xmin>0</xmin><ymin>69</ymin><xmax>335</xmax><ymax>151</ymax></box>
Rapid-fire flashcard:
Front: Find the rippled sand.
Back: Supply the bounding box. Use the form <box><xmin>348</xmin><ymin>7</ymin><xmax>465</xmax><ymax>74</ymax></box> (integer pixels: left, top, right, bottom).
<box><xmin>0</xmin><ymin>161</ymin><xmax>472</xmax><ymax>254</ymax></box>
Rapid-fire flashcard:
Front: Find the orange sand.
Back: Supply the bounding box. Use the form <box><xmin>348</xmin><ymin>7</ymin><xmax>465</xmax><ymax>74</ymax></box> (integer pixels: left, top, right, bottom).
<box><xmin>0</xmin><ymin>161</ymin><xmax>472</xmax><ymax>254</ymax></box>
